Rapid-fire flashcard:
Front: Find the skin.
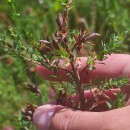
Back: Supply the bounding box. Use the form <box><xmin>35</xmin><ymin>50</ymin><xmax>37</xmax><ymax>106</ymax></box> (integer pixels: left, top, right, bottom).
<box><xmin>33</xmin><ymin>54</ymin><xmax>130</xmax><ymax>130</ymax></box>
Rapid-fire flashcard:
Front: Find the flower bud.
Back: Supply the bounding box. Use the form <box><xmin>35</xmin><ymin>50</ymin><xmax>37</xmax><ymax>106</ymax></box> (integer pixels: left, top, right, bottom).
<box><xmin>86</xmin><ymin>33</ymin><xmax>101</xmax><ymax>41</ymax></box>
<box><xmin>56</xmin><ymin>12</ymin><xmax>64</xmax><ymax>29</ymax></box>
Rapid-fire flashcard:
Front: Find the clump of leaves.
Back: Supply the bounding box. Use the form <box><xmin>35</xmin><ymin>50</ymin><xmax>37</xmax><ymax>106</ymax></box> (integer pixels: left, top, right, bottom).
<box><xmin>0</xmin><ymin>0</ymin><xmax>128</xmax><ymax>126</ymax></box>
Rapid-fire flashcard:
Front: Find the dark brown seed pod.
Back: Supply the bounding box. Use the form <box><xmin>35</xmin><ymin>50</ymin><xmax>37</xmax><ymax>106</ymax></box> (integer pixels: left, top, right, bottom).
<box><xmin>26</xmin><ymin>103</ymin><xmax>38</xmax><ymax>112</ymax></box>
<box><xmin>22</xmin><ymin>116</ymin><xmax>32</xmax><ymax>121</ymax></box>
<box><xmin>38</xmin><ymin>46</ymin><xmax>52</xmax><ymax>54</ymax></box>
<box><xmin>21</xmin><ymin>103</ymin><xmax>38</xmax><ymax>122</ymax></box>
<box><xmin>26</xmin><ymin>84</ymin><xmax>41</xmax><ymax>96</ymax></box>
<box><xmin>27</xmin><ymin>110</ymin><xmax>33</xmax><ymax>116</ymax></box>
<box><xmin>38</xmin><ymin>39</ymin><xmax>52</xmax><ymax>54</ymax></box>
<box><xmin>56</xmin><ymin>12</ymin><xmax>64</xmax><ymax>29</ymax></box>
<box><xmin>21</xmin><ymin>108</ymin><xmax>27</xmax><ymax>115</ymax></box>
<box><xmin>39</xmin><ymin>40</ymin><xmax>51</xmax><ymax>44</ymax></box>
<box><xmin>44</xmin><ymin>46</ymin><xmax>52</xmax><ymax>53</ymax></box>
<box><xmin>86</xmin><ymin>33</ymin><xmax>101</xmax><ymax>41</ymax></box>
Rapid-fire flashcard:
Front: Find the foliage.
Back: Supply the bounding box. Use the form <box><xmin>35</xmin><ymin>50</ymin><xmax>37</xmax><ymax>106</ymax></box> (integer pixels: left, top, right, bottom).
<box><xmin>0</xmin><ymin>0</ymin><xmax>130</xmax><ymax>129</ymax></box>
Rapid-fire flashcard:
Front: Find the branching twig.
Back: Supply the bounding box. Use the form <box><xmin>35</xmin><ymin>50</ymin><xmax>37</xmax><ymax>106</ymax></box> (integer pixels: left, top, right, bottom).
<box><xmin>6</xmin><ymin>46</ymin><xmax>41</xmax><ymax>65</ymax></box>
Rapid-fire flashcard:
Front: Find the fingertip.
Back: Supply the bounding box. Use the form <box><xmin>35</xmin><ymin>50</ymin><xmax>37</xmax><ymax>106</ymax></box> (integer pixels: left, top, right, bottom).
<box><xmin>36</xmin><ymin>65</ymin><xmax>53</xmax><ymax>80</ymax></box>
<box><xmin>33</xmin><ymin>104</ymin><xmax>56</xmax><ymax>130</ymax></box>
<box><xmin>36</xmin><ymin>65</ymin><xmax>45</xmax><ymax>77</ymax></box>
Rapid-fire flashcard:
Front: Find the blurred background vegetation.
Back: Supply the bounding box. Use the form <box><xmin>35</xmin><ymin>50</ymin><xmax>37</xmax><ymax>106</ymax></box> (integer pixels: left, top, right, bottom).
<box><xmin>0</xmin><ymin>0</ymin><xmax>130</xmax><ymax>129</ymax></box>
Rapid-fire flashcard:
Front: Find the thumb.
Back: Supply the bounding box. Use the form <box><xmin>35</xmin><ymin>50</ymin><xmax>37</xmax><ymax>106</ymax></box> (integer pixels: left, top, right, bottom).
<box><xmin>33</xmin><ymin>104</ymin><xmax>105</xmax><ymax>130</ymax></box>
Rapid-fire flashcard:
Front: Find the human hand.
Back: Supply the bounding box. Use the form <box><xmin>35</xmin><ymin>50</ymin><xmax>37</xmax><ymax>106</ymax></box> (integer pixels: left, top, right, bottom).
<box><xmin>33</xmin><ymin>54</ymin><xmax>130</xmax><ymax>130</ymax></box>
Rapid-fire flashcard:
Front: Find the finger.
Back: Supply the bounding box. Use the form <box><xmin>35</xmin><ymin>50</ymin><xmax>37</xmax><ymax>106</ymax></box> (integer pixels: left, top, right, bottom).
<box><xmin>33</xmin><ymin>104</ymin><xmax>105</xmax><ymax>130</ymax></box>
<box><xmin>65</xmin><ymin>88</ymin><xmax>120</xmax><ymax>111</ymax></box>
<box><xmin>36</xmin><ymin>54</ymin><xmax>130</xmax><ymax>83</ymax></box>
<box><xmin>37</xmin><ymin>54</ymin><xmax>130</xmax><ymax>100</ymax></box>
<box><xmin>33</xmin><ymin>104</ymin><xmax>130</xmax><ymax>130</ymax></box>
<box><xmin>2</xmin><ymin>126</ymin><xmax>14</xmax><ymax>130</ymax></box>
